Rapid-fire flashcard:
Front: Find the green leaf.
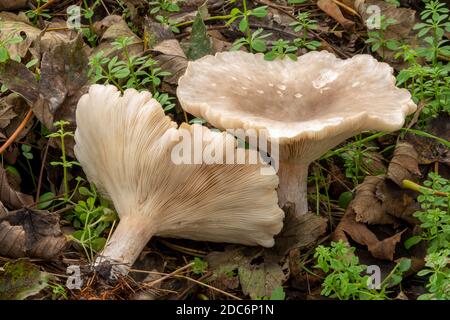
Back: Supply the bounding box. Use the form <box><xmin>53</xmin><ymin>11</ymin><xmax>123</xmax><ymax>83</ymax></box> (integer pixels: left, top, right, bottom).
<box><xmin>0</xmin><ymin>47</ymin><xmax>9</xmax><ymax>63</ymax></box>
<box><xmin>251</xmin><ymin>40</ymin><xmax>267</xmax><ymax>52</ymax></box>
<box><xmin>251</xmin><ymin>6</ymin><xmax>268</xmax><ymax>18</ymax></box>
<box><xmin>0</xmin><ymin>260</ymin><xmax>50</xmax><ymax>300</ymax></box>
<box><xmin>5</xmin><ymin>165</ymin><xmax>20</xmax><ymax>180</ymax></box>
<box><xmin>186</xmin><ymin>10</ymin><xmax>212</xmax><ymax>61</ymax></box>
<box><xmin>21</xmin><ymin>144</ymin><xmax>32</xmax><ymax>153</ymax></box>
<box><xmin>230</xmin><ymin>7</ymin><xmax>241</xmax><ymax>16</ymax></box>
<box><xmin>397</xmin><ymin>258</ymin><xmax>411</xmax><ymax>273</ymax></box>
<box><xmin>338</xmin><ymin>191</ymin><xmax>353</xmax><ymax>209</ymax></box>
<box><xmin>269</xmin><ymin>286</ymin><xmax>286</xmax><ymax>300</ymax></box>
<box><xmin>37</xmin><ymin>192</ymin><xmax>56</xmax><ymax>210</ymax></box>
<box><xmin>239</xmin><ymin>17</ymin><xmax>249</xmax><ymax>33</ymax></box>
<box><xmin>264</xmin><ymin>51</ymin><xmax>278</xmax><ymax>61</ymax></box>
<box><xmin>389</xmin><ymin>274</ymin><xmax>403</xmax><ymax>286</ymax></box>
<box><xmin>25</xmin><ymin>59</ymin><xmax>38</xmax><ymax>69</ymax></box>
<box><xmin>191</xmin><ymin>257</ymin><xmax>208</xmax><ymax>275</ymax></box>
<box><xmin>78</xmin><ymin>187</ymin><xmax>92</xmax><ymax>197</ymax></box>
<box><xmin>404</xmin><ymin>235</ymin><xmax>422</xmax><ymax>249</ymax></box>
<box><xmin>91</xmin><ymin>237</ymin><xmax>107</xmax><ymax>252</ymax></box>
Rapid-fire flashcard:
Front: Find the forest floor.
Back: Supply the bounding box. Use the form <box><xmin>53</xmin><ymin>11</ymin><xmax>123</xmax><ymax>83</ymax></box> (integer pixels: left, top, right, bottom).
<box><xmin>0</xmin><ymin>0</ymin><xmax>449</xmax><ymax>300</ymax></box>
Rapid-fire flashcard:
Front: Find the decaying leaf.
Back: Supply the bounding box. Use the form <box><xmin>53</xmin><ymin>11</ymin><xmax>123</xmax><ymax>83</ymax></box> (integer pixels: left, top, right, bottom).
<box><xmin>354</xmin><ymin>0</ymin><xmax>419</xmax><ymax>67</ymax></box>
<box><xmin>351</xmin><ymin>175</ymin><xmax>397</xmax><ymax>225</ymax></box>
<box><xmin>274</xmin><ymin>210</ymin><xmax>327</xmax><ymax>255</ymax></box>
<box><xmin>0</xmin><ymin>207</ymin><xmax>67</xmax><ymax>259</ymax></box>
<box><xmin>0</xmin><ymin>166</ymin><xmax>33</xmax><ymax>209</ymax></box>
<box><xmin>317</xmin><ymin>0</ymin><xmax>355</xmax><ymax>29</ymax></box>
<box><xmin>361</xmin><ymin>151</ymin><xmax>387</xmax><ymax>176</ymax></box>
<box><xmin>207</xmin><ymin>246</ymin><xmax>287</xmax><ymax>299</ymax></box>
<box><xmin>387</xmin><ymin>142</ymin><xmax>421</xmax><ymax>186</ymax></box>
<box><xmin>0</xmin><ymin>94</ymin><xmax>18</xmax><ymax>129</ymax></box>
<box><xmin>0</xmin><ymin>0</ymin><xmax>29</xmax><ymax>10</ymax></box>
<box><xmin>0</xmin><ymin>35</ymin><xmax>89</xmax><ymax>139</ymax></box>
<box><xmin>146</xmin><ymin>20</ymin><xmax>188</xmax><ymax>85</ymax></box>
<box><xmin>0</xmin><ymin>94</ymin><xmax>32</xmax><ymax>141</ymax></box>
<box><xmin>376</xmin><ymin>179</ymin><xmax>420</xmax><ymax>225</ymax></box>
<box><xmin>186</xmin><ymin>10</ymin><xmax>212</xmax><ymax>60</ymax></box>
<box><xmin>209</xmin><ymin>30</ymin><xmax>233</xmax><ymax>54</ymax></box>
<box><xmin>92</xmin><ymin>15</ymin><xmax>143</xmax><ymax>58</ymax></box>
<box><xmin>405</xmin><ymin>115</ymin><xmax>450</xmax><ymax>165</ymax></box>
<box><xmin>36</xmin><ymin>35</ymin><xmax>89</xmax><ymax>131</ymax></box>
<box><xmin>0</xmin><ymin>12</ymin><xmax>70</xmax><ymax>60</ymax></box>
<box><xmin>333</xmin><ymin>208</ymin><xmax>404</xmax><ymax>260</ymax></box>
<box><xmin>0</xmin><ymin>60</ymin><xmax>39</xmax><ymax>104</ymax></box>
<box><xmin>0</xmin><ymin>259</ymin><xmax>50</xmax><ymax>300</ymax></box>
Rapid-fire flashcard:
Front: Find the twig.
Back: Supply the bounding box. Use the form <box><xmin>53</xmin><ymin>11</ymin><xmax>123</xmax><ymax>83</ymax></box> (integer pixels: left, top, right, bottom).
<box><xmin>176</xmin><ymin>274</ymin><xmax>242</xmax><ymax>300</ymax></box>
<box><xmin>144</xmin><ymin>262</ymin><xmax>194</xmax><ymax>288</ymax></box>
<box><xmin>0</xmin><ymin>109</ymin><xmax>33</xmax><ymax>155</ymax></box>
<box><xmin>159</xmin><ymin>239</ymin><xmax>208</xmax><ymax>257</ymax></box>
<box><xmin>34</xmin><ymin>0</ymin><xmax>57</xmax><ymax>14</ymax></box>
<box><xmin>131</xmin><ymin>268</ymin><xmax>242</xmax><ymax>300</ymax></box>
<box><xmin>332</xmin><ymin>0</ymin><xmax>360</xmax><ymax>17</ymax></box>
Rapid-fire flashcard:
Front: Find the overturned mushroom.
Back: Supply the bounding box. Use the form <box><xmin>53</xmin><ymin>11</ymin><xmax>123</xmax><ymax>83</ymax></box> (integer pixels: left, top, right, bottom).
<box><xmin>177</xmin><ymin>51</ymin><xmax>417</xmax><ymax>216</ymax></box>
<box><xmin>74</xmin><ymin>84</ymin><xmax>284</xmax><ymax>278</ymax></box>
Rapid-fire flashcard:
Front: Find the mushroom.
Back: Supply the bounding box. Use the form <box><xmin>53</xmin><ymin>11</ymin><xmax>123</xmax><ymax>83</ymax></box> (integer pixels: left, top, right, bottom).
<box><xmin>177</xmin><ymin>51</ymin><xmax>417</xmax><ymax>217</ymax></box>
<box><xmin>74</xmin><ymin>84</ymin><xmax>284</xmax><ymax>277</ymax></box>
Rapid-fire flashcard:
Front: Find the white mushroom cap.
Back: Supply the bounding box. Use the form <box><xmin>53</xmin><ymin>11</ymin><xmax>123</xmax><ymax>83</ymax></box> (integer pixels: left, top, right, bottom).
<box><xmin>177</xmin><ymin>51</ymin><xmax>417</xmax><ymax>216</ymax></box>
<box><xmin>74</xmin><ymin>85</ymin><xmax>284</xmax><ymax>276</ymax></box>
<box><xmin>177</xmin><ymin>51</ymin><xmax>417</xmax><ymax>162</ymax></box>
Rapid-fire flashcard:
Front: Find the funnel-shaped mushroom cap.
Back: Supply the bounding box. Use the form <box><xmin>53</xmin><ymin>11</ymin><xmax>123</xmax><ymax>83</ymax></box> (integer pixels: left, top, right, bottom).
<box><xmin>177</xmin><ymin>51</ymin><xmax>416</xmax><ymax>216</ymax></box>
<box><xmin>177</xmin><ymin>51</ymin><xmax>416</xmax><ymax>161</ymax></box>
<box><xmin>74</xmin><ymin>85</ymin><xmax>283</xmax><ymax>276</ymax></box>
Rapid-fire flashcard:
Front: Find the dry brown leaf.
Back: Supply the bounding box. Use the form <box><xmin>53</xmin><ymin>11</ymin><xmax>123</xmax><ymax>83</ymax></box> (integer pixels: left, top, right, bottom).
<box><xmin>36</xmin><ymin>35</ymin><xmax>89</xmax><ymax>131</ymax></box>
<box><xmin>207</xmin><ymin>246</ymin><xmax>287</xmax><ymax>299</ymax></box>
<box><xmin>367</xmin><ymin>230</ymin><xmax>405</xmax><ymax>261</ymax></box>
<box><xmin>209</xmin><ymin>30</ymin><xmax>233</xmax><ymax>54</ymax></box>
<box><xmin>274</xmin><ymin>210</ymin><xmax>327</xmax><ymax>255</ymax></box>
<box><xmin>387</xmin><ymin>141</ymin><xmax>421</xmax><ymax>186</ymax></box>
<box><xmin>92</xmin><ymin>15</ymin><xmax>143</xmax><ymax>58</ymax></box>
<box><xmin>333</xmin><ymin>208</ymin><xmax>403</xmax><ymax>260</ymax></box>
<box><xmin>362</xmin><ymin>151</ymin><xmax>387</xmax><ymax>176</ymax></box>
<box><xmin>405</xmin><ymin>115</ymin><xmax>450</xmax><ymax>165</ymax></box>
<box><xmin>0</xmin><ymin>166</ymin><xmax>32</xmax><ymax>209</ymax></box>
<box><xmin>351</xmin><ymin>175</ymin><xmax>397</xmax><ymax>225</ymax></box>
<box><xmin>0</xmin><ymin>12</ymin><xmax>70</xmax><ymax>60</ymax></box>
<box><xmin>0</xmin><ymin>60</ymin><xmax>39</xmax><ymax>104</ymax></box>
<box><xmin>0</xmin><ymin>94</ymin><xmax>32</xmax><ymax>141</ymax></box>
<box><xmin>354</xmin><ymin>0</ymin><xmax>419</xmax><ymax>67</ymax></box>
<box><xmin>0</xmin><ymin>36</ymin><xmax>89</xmax><ymax>140</ymax></box>
<box><xmin>0</xmin><ymin>207</ymin><xmax>67</xmax><ymax>259</ymax></box>
<box><xmin>0</xmin><ymin>0</ymin><xmax>29</xmax><ymax>10</ymax></box>
<box><xmin>0</xmin><ymin>94</ymin><xmax>18</xmax><ymax>129</ymax></box>
<box><xmin>145</xmin><ymin>19</ymin><xmax>188</xmax><ymax>86</ymax></box>
<box><xmin>376</xmin><ymin>179</ymin><xmax>420</xmax><ymax>225</ymax></box>
<box><xmin>317</xmin><ymin>0</ymin><xmax>355</xmax><ymax>29</ymax></box>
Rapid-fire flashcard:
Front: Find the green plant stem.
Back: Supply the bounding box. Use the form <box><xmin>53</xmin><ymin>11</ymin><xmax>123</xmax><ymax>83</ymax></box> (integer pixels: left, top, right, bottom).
<box><xmin>402</xmin><ymin>179</ymin><xmax>449</xmax><ymax>197</ymax></box>
<box><xmin>59</xmin><ymin>132</ymin><xmax>69</xmax><ymax>202</ymax></box>
<box><xmin>175</xmin><ymin>14</ymin><xmax>232</xmax><ymax>27</ymax></box>
<box><xmin>242</xmin><ymin>0</ymin><xmax>252</xmax><ymax>52</ymax></box>
<box><xmin>400</xmin><ymin>128</ymin><xmax>450</xmax><ymax>148</ymax></box>
<box><xmin>320</xmin><ymin>132</ymin><xmax>387</xmax><ymax>160</ymax></box>
<box><xmin>25</xmin><ymin>159</ymin><xmax>36</xmax><ymax>189</ymax></box>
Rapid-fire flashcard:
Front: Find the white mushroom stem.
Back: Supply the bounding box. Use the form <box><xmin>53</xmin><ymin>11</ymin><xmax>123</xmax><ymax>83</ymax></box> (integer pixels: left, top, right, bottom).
<box><xmin>95</xmin><ymin>216</ymin><xmax>156</xmax><ymax>278</ymax></box>
<box><xmin>277</xmin><ymin>161</ymin><xmax>310</xmax><ymax>216</ymax></box>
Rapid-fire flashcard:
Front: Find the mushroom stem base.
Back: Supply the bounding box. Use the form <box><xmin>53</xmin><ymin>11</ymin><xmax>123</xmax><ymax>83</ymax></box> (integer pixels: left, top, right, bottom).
<box><xmin>94</xmin><ymin>215</ymin><xmax>155</xmax><ymax>280</ymax></box>
<box><xmin>277</xmin><ymin>161</ymin><xmax>309</xmax><ymax>217</ymax></box>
